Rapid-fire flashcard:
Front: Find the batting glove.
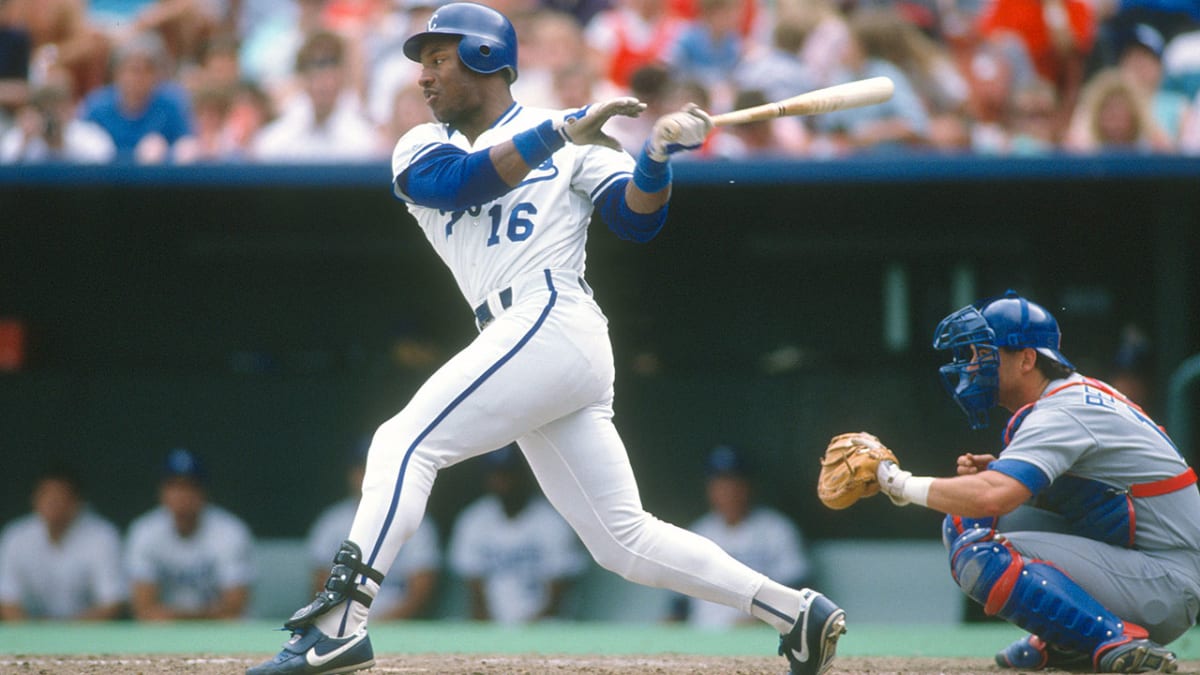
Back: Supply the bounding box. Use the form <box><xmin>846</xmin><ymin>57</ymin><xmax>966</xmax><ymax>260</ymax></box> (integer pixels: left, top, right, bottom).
<box><xmin>647</xmin><ymin>103</ymin><xmax>713</xmax><ymax>161</ymax></box>
<box><xmin>877</xmin><ymin>460</ymin><xmax>913</xmax><ymax>507</ymax></box>
<box><xmin>556</xmin><ymin>97</ymin><xmax>647</xmax><ymax>151</ymax></box>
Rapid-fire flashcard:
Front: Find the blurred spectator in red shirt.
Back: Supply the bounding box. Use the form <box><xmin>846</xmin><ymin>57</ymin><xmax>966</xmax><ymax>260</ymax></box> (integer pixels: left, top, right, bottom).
<box><xmin>977</xmin><ymin>0</ymin><xmax>1097</xmax><ymax>138</ymax></box>
<box><xmin>584</xmin><ymin>0</ymin><xmax>685</xmax><ymax>92</ymax></box>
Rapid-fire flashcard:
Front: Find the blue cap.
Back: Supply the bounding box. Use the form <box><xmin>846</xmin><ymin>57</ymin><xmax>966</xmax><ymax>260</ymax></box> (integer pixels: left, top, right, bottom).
<box><xmin>162</xmin><ymin>448</ymin><xmax>206</xmax><ymax>484</ymax></box>
<box><xmin>705</xmin><ymin>444</ymin><xmax>750</xmax><ymax>477</ymax></box>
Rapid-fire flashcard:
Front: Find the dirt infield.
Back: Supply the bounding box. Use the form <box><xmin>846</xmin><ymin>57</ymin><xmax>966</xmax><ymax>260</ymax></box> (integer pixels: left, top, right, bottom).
<box><xmin>4</xmin><ymin>655</ymin><xmax>1199</xmax><ymax>674</ymax></box>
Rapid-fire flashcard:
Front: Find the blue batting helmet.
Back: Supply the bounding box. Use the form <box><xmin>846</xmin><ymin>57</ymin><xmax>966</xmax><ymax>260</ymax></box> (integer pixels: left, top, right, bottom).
<box><xmin>402</xmin><ymin>2</ymin><xmax>518</xmax><ymax>83</ymax></box>
<box><xmin>933</xmin><ymin>290</ymin><xmax>1074</xmax><ymax>429</ymax></box>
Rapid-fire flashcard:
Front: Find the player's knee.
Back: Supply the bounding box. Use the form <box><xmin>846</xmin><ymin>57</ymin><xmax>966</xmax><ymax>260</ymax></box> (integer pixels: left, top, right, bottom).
<box><xmin>949</xmin><ymin>527</ymin><xmax>1020</xmax><ymax>615</ymax></box>
<box><xmin>942</xmin><ymin>514</ymin><xmax>997</xmax><ymax>551</ymax></box>
<box><xmin>369</xmin><ymin>419</ymin><xmax>443</xmax><ymax>469</ymax></box>
<box><xmin>581</xmin><ymin>512</ymin><xmax>657</xmax><ymax>578</ymax></box>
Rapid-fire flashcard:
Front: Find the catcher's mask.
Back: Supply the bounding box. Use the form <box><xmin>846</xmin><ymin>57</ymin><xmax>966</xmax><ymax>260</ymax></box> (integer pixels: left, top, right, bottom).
<box><xmin>933</xmin><ymin>290</ymin><xmax>1074</xmax><ymax>430</ymax></box>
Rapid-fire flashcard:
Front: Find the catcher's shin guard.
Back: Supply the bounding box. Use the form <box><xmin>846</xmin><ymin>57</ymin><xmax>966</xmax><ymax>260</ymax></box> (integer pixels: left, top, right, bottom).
<box><xmin>942</xmin><ymin>514</ymin><xmax>996</xmax><ymax>551</ymax></box>
<box><xmin>947</xmin><ymin>526</ymin><xmax>1140</xmax><ymax>656</ymax></box>
<box><xmin>284</xmin><ymin>540</ymin><xmax>384</xmax><ymax>630</ymax></box>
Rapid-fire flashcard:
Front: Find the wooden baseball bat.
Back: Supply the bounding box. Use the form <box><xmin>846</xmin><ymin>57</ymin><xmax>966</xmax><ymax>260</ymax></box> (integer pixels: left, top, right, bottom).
<box><xmin>658</xmin><ymin>76</ymin><xmax>895</xmax><ymax>141</ymax></box>
<box><xmin>713</xmin><ymin>76</ymin><xmax>895</xmax><ymax>126</ymax></box>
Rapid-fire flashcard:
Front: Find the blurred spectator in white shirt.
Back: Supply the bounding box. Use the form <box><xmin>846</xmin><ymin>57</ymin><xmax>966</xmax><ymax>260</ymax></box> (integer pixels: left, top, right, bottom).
<box><xmin>1</xmin><ymin>80</ymin><xmax>114</xmax><ymax>162</ymax></box>
<box><xmin>252</xmin><ymin>29</ymin><xmax>382</xmax><ymax>162</ymax></box>
<box><xmin>0</xmin><ymin>463</ymin><xmax>126</xmax><ymax>620</ymax></box>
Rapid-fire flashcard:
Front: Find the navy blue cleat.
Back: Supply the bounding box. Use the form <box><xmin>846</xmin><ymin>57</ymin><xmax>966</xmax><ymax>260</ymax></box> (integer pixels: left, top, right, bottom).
<box><xmin>778</xmin><ymin>591</ymin><xmax>846</xmax><ymax>675</ymax></box>
<box><xmin>245</xmin><ymin>625</ymin><xmax>374</xmax><ymax>675</ymax></box>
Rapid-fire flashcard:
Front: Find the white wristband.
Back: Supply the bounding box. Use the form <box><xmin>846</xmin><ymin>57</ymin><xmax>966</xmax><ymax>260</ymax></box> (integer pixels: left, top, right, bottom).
<box><xmin>902</xmin><ymin>476</ymin><xmax>933</xmax><ymax>507</ymax></box>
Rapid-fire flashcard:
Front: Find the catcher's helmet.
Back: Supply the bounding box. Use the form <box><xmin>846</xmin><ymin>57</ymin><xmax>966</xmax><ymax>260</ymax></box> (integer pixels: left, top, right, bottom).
<box><xmin>402</xmin><ymin>2</ymin><xmax>518</xmax><ymax>83</ymax></box>
<box><xmin>933</xmin><ymin>290</ymin><xmax>1073</xmax><ymax>429</ymax></box>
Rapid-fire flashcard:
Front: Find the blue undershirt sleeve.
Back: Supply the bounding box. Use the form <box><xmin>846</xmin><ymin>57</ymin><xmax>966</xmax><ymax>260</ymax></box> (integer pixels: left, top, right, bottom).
<box><xmin>988</xmin><ymin>458</ymin><xmax>1052</xmax><ymax>495</ymax></box>
<box><xmin>596</xmin><ymin>178</ymin><xmax>668</xmax><ymax>243</ymax></box>
<box><xmin>395</xmin><ymin>144</ymin><xmax>510</xmax><ymax>211</ymax></box>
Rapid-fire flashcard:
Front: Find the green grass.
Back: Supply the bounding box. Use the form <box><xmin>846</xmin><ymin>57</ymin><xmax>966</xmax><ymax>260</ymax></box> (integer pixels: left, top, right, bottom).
<box><xmin>3</xmin><ymin>621</ymin><xmax>1200</xmax><ymax>659</ymax></box>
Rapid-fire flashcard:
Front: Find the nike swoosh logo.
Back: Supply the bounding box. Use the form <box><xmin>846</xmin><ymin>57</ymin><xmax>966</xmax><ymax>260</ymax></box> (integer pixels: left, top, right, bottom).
<box><xmin>305</xmin><ymin>633</ymin><xmax>362</xmax><ymax>668</ymax></box>
<box><xmin>793</xmin><ymin>608</ymin><xmax>813</xmax><ymax>663</ymax></box>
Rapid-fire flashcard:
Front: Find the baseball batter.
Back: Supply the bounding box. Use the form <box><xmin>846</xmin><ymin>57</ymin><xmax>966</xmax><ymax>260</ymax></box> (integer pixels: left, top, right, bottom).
<box><xmin>873</xmin><ymin>291</ymin><xmax>1200</xmax><ymax>673</ymax></box>
<box><xmin>246</xmin><ymin>4</ymin><xmax>845</xmax><ymax>674</ymax></box>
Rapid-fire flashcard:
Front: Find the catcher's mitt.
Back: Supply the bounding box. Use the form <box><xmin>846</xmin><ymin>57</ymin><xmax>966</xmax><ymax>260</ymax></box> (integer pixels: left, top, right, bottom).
<box><xmin>817</xmin><ymin>431</ymin><xmax>899</xmax><ymax>510</ymax></box>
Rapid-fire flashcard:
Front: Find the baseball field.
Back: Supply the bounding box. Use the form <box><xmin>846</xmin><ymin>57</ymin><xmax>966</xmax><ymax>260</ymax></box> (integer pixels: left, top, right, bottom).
<box><xmin>3</xmin><ymin>621</ymin><xmax>1199</xmax><ymax>674</ymax></box>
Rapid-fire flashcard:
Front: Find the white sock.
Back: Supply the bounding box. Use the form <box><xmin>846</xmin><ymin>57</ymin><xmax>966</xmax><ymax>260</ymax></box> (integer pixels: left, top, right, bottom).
<box><xmin>750</xmin><ymin>581</ymin><xmax>812</xmax><ymax>634</ymax></box>
<box><xmin>314</xmin><ymin>578</ymin><xmax>378</xmax><ymax>638</ymax></box>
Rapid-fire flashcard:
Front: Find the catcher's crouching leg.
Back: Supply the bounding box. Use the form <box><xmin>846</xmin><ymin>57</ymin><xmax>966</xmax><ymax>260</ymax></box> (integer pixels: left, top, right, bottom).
<box><xmin>945</xmin><ymin>523</ymin><xmax>1176</xmax><ymax>672</ymax></box>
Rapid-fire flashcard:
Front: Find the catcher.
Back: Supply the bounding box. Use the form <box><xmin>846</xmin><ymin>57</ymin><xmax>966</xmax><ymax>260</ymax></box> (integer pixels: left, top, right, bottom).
<box><xmin>818</xmin><ymin>291</ymin><xmax>1200</xmax><ymax>674</ymax></box>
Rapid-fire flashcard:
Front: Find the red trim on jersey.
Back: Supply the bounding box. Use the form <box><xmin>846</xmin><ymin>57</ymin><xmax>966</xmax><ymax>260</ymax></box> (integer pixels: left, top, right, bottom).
<box><xmin>1131</xmin><ymin>467</ymin><xmax>1198</xmax><ymax>497</ymax></box>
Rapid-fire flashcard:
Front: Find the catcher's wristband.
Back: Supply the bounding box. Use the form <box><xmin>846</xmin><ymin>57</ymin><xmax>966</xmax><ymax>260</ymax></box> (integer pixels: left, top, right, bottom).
<box><xmin>901</xmin><ymin>476</ymin><xmax>933</xmax><ymax>507</ymax></box>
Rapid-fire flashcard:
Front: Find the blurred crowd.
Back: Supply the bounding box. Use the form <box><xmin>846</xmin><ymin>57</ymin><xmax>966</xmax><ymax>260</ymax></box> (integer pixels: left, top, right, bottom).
<box><xmin>2</xmin><ymin>0</ymin><xmax>1200</xmax><ymax>164</ymax></box>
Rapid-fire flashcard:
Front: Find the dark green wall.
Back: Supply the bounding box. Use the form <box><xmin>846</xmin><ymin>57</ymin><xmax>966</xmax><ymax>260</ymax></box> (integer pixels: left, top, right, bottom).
<box><xmin>2</xmin><ymin>158</ymin><xmax>1197</xmax><ymax>543</ymax></box>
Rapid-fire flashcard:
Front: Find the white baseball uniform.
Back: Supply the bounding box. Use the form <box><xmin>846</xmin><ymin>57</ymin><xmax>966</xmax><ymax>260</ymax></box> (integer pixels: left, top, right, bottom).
<box><xmin>125</xmin><ymin>503</ymin><xmax>255</xmax><ymax>615</ymax></box>
<box><xmin>342</xmin><ymin>102</ymin><xmax>773</xmax><ymax>622</ymax></box>
<box><xmin>684</xmin><ymin>507</ymin><xmax>810</xmax><ymax>628</ymax></box>
<box><xmin>0</xmin><ymin>509</ymin><xmax>126</xmax><ymax>618</ymax></box>
<box><xmin>307</xmin><ymin>497</ymin><xmax>440</xmax><ymax>618</ymax></box>
<box><xmin>448</xmin><ymin>493</ymin><xmax>587</xmax><ymax>624</ymax></box>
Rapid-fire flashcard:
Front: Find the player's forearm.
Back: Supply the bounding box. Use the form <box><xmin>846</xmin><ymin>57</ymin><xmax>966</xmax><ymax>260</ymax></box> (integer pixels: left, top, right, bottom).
<box><xmin>923</xmin><ymin>472</ymin><xmax>1031</xmax><ymax>517</ymax></box>
<box><xmin>626</xmin><ymin>147</ymin><xmax>671</xmax><ymax>213</ymax></box>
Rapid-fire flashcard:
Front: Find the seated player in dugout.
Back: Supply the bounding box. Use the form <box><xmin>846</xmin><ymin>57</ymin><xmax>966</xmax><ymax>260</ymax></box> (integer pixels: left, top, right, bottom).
<box><xmin>867</xmin><ymin>291</ymin><xmax>1198</xmax><ymax>673</ymax></box>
